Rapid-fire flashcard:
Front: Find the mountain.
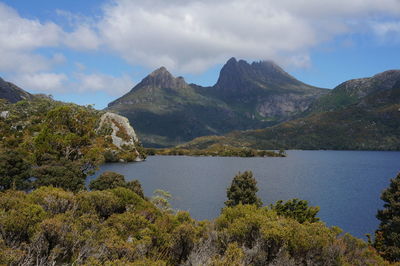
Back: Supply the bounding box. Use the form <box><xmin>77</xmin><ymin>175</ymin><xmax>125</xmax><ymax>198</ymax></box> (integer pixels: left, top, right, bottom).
<box><xmin>107</xmin><ymin>58</ymin><xmax>328</xmax><ymax>147</ymax></box>
<box><xmin>0</xmin><ymin>77</ymin><xmax>33</xmax><ymax>103</ymax></box>
<box><xmin>306</xmin><ymin>70</ymin><xmax>400</xmax><ymax>114</ymax></box>
<box><xmin>181</xmin><ymin>70</ymin><xmax>400</xmax><ymax>151</ymax></box>
<box><xmin>200</xmin><ymin>58</ymin><xmax>328</xmax><ymax>119</ymax></box>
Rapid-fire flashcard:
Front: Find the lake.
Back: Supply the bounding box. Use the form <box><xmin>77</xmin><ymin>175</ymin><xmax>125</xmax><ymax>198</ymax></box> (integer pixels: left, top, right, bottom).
<box><xmin>89</xmin><ymin>150</ymin><xmax>400</xmax><ymax>239</ymax></box>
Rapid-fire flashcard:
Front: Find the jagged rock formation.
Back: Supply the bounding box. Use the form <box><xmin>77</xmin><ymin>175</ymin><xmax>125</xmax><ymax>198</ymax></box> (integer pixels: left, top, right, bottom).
<box><xmin>0</xmin><ymin>77</ymin><xmax>33</xmax><ymax>103</ymax></box>
<box><xmin>107</xmin><ymin>58</ymin><xmax>328</xmax><ymax>147</ymax></box>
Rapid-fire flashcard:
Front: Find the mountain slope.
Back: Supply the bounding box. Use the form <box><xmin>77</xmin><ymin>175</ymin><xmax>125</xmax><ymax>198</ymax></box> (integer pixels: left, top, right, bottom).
<box><xmin>107</xmin><ymin>58</ymin><xmax>327</xmax><ymax>147</ymax></box>
<box><xmin>0</xmin><ymin>77</ymin><xmax>33</xmax><ymax>103</ymax></box>
<box><xmin>107</xmin><ymin>67</ymin><xmax>254</xmax><ymax>147</ymax></box>
<box><xmin>307</xmin><ymin>70</ymin><xmax>400</xmax><ymax>114</ymax></box>
<box><xmin>181</xmin><ymin>72</ymin><xmax>400</xmax><ymax>151</ymax></box>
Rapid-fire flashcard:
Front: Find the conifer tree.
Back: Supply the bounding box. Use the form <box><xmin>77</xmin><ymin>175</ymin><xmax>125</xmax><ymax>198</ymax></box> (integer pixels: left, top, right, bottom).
<box><xmin>375</xmin><ymin>172</ymin><xmax>400</xmax><ymax>261</ymax></box>
<box><xmin>225</xmin><ymin>171</ymin><xmax>262</xmax><ymax>207</ymax></box>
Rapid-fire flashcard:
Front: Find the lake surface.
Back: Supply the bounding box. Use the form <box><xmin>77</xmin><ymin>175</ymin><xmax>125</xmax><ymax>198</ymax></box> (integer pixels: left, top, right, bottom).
<box><xmin>89</xmin><ymin>150</ymin><xmax>400</xmax><ymax>239</ymax></box>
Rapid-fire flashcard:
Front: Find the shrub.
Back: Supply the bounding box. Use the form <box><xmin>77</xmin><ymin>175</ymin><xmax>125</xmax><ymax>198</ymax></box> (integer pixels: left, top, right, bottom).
<box><xmin>270</xmin><ymin>198</ymin><xmax>320</xmax><ymax>223</ymax></box>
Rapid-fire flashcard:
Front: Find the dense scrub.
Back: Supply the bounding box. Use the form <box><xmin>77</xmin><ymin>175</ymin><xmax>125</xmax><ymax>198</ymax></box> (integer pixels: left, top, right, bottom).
<box><xmin>0</xmin><ymin>98</ymin><xmax>145</xmax><ymax>192</ymax></box>
<box><xmin>0</xmin><ymin>186</ymin><xmax>390</xmax><ymax>265</ymax></box>
<box><xmin>145</xmin><ymin>144</ymin><xmax>286</xmax><ymax>158</ymax></box>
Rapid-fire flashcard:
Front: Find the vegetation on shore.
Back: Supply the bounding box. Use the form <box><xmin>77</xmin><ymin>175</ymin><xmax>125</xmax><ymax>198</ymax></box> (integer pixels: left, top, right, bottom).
<box><xmin>0</xmin><ymin>97</ymin><xmax>145</xmax><ymax>192</ymax></box>
<box><xmin>0</xmin><ymin>177</ymin><xmax>390</xmax><ymax>265</ymax></box>
<box><xmin>145</xmin><ymin>144</ymin><xmax>286</xmax><ymax>158</ymax></box>
<box><xmin>180</xmin><ymin>85</ymin><xmax>400</xmax><ymax>151</ymax></box>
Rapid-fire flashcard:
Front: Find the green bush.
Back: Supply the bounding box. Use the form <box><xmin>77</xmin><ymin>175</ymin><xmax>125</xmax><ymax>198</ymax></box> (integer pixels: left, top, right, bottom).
<box><xmin>270</xmin><ymin>198</ymin><xmax>320</xmax><ymax>223</ymax></box>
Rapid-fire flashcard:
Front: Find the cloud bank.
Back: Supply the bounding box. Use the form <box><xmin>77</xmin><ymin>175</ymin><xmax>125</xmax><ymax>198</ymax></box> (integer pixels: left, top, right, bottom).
<box><xmin>98</xmin><ymin>0</ymin><xmax>400</xmax><ymax>72</ymax></box>
<box><xmin>1</xmin><ymin>0</ymin><xmax>400</xmax><ymax>93</ymax></box>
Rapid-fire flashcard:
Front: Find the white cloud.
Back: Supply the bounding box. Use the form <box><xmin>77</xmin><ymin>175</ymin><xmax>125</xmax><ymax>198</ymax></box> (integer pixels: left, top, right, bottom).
<box><xmin>74</xmin><ymin>73</ymin><xmax>133</xmax><ymax>95</ymax></box>
<box><xmin>372</xmin><ymin>21</ymin><xmax>400</xmax><ymax>42</ymax></box>
<box><xmin>96</xmin><ymin>0</ymin><xmax>400</xmax><ymax>73</ymax></box>
<box><xmin>63</xmin><ymin>25</ymin><xmax>102</xmax><ymax>50</ymax></box>
<box><xmin>15</xmin><ymin>73</ymin><xmax>68</xmax><ymax>92</ymax></box>
<box><xmin>0</xmin><ymin>3</ymin><xmax>102</xmax><ymax>73</ymax></box>
<box><xmin>0</xmin><ymin>3</ymin><xmax>62</xmax><ymax>51</ymax></box>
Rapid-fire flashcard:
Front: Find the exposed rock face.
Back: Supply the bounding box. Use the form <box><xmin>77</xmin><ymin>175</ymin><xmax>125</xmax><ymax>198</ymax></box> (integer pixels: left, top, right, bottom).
<box><xmin>97</xmin><ymin>112</ymin><xmax>143</xmax><ymax>161</ymax></box>
<box><xmin>256</xmin><ymin>94</ymin><xmax>317</xmax><ymax>117</ymax></box>
<box><xmin>0</xmin><ymin>77</ymin><xmax>33</xmax><ymax>103</ymax></box>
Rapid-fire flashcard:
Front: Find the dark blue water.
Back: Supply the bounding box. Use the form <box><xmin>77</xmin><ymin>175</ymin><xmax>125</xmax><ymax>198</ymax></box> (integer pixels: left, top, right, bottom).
<box><xmin>89</xmin><ymin>151</ymin><xmax>400</xmax><ymax>239</ymax></box>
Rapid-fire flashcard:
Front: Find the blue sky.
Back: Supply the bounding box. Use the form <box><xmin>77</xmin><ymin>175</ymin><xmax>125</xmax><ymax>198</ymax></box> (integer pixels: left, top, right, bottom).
<box><xmin>1</xmin><ymin>0</ymin><xmax>400</xmax><ymax>109</ymax></box>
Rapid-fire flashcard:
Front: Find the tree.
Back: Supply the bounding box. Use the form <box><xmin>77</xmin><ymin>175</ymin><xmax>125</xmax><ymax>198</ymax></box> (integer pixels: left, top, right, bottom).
<box><xmin>89</xmin><ymin>171</ymin><xmax>125</xmax><ymax>191</ymax></box>
<box><xmin>89</xmin><ymin>171</ymin><xmax>145</xmax><ymax>198</ymax></box>
<box><xmin>32</xmin><ymin>159</ymin><xmax>86</xmax><ymax>192</ymax></box>
<box><xmin>126</xmin><ymin>180</ymin><xmax>145</xmax><ymax>198</ymax></box>
<box><xmin>225</xmin><ymin>171</ymin><xmax>262</xmax><ymax>207</ymax></box>
<box><xmin>270</xmin><ymin>199</ymin><xmax>320</xmax><ymax>223</ymax></box>
<box><xmin>375</xmin><ymin>172</ymin><xmax>400</xmax><ymax>261</ymax></box>
<box><xmin>0</xmin><ymin>150</ymin><xmax>32</xmax><ymax>191</ymax></box>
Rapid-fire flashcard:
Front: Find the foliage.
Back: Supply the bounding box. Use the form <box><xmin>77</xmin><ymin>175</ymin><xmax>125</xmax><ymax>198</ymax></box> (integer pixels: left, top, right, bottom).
<box><xmin>375</xmin><ymin>172</ymin><xmax>400</xmax><ymax>262</ymax></box>
<box><xmin>32</xmin><ymin>159</ymin><xmax>86</xmax><ymax>192</ymax></box>
<box><xmin>0</xmin><ymin>97</ymin><xmax>146</xmax><ymax>192</ymax></box>
<box><xmin>146</xmin><ymin>144</ymin><xmax>286</xmax><ymax>157</ymax></box>
<box><xmin>270</xmin><ymin>198</ymin><xmax>320</xmax><ymax>223</ymax></box>
<box><xmin>89</xmin><ymin>171</ymin><xmax>126</xmax><ymax>191</ymax></box>
<box><xmin>89</xmin><ymin>171</ymin><xmax>145</xmax><ymax>198</ymax></box>
<box><xmin>0</xmin><ymin>187</ymin><xmax>391</xmax><ymax>265</ymax></box>
<box><xmin>0</xmin><ymin>149</ymin><xmax>32</xmax><ymax>191</ymax></box>
<box><xmin>125</xmin><ymin>180</ymin><xmax>145</xmax><ymax>199</ymax></box>
<box><xmin>225</xmin><ymin>171</ymin><xmax>263</xmax><ymax>208</ymax></box>
<box><xmin>215</xmin><ymin>204</ymin><xmax>388</xmax><ymax>265</ymax></box>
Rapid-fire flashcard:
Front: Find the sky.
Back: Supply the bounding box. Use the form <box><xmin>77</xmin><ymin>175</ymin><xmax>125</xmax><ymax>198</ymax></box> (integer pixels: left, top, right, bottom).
<box><xmin>1</xmin><ymin>0</ymin><xmax>400</xmax><ymax>109</ymax></box>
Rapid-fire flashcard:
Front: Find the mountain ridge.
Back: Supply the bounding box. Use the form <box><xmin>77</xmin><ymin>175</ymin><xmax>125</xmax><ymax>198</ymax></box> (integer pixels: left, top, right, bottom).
<box><xmin>107</xmin><ymin>58</ymin><xmax>328</xmax><ymax>147</ymax></box>
<box><xmin>306</xmin><ymin>69</ymin><xmax>400</xmax><ymax>114</ymax></box>
<box><xmin>181</xmin><ymin>71</ymin><xmax>400</xmax><ymax>151</ymax></box>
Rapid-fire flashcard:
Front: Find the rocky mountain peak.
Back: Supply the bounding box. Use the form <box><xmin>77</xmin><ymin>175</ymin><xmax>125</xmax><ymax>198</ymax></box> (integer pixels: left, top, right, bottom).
<box><xmin>135</xmin><ymin>67</ymin><xmax>188</xmax><ymax>91</ymax></box>
<box><xmin>149</xmin><ymin>66</ymin><xmax>169</xmax><ymax>77</ymax></box>
<box><xmin>214</xmin><ymin>58</ymin><xmax>305</xmax><ymax>93</ymax></box>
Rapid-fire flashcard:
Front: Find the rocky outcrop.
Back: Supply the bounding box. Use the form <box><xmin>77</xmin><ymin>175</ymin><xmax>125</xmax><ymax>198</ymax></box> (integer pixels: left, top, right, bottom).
<box><xmin>97</xmin><ymin>112</ymin><xmax>144</xmax><ymax>161</ymax></box>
